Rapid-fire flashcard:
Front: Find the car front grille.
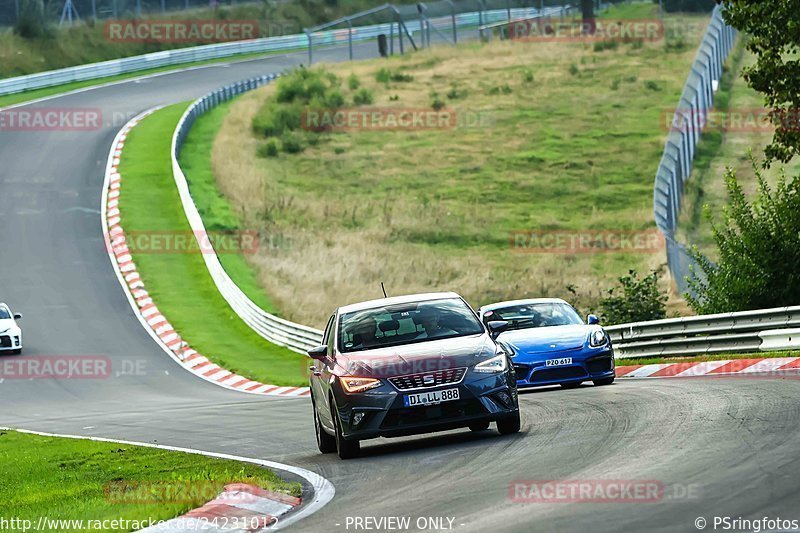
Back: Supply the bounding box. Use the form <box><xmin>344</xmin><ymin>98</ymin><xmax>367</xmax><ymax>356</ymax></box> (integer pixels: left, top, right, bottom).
<box><xmin>380</xmin><ymin>398</ymin><xmax>486</xmax><ymax>429</ymax></box>
<box><xmin>587</xmin><ymin>356</ymin><xmax>613</xmax><ymax>374</ymax></box>
<box><xmin>0</xmin><ymin>336</ymin><xmax>10</xmax><ymax>348</ymax></box>
<box><xmin>388</xmin><ymin>367</ymin><xmax>467</xmax><ymax>391</ymax></box>
<box><xmin>532</xmin><ymin>366</ymin><xmax>588</xmax><ymax>382</ymax></box>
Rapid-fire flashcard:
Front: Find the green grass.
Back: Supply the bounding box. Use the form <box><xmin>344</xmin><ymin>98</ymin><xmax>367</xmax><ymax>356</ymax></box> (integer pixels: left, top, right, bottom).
<box><xmin>617</xmin><ymin>350</ymin><xmax>800</xmax><ymax>366</ymax></box>
<box><xmin>178</xmin><ymin>101</ymin><xmax>282</xmax><ymax>315</ymax></box>
<box><xmin>0</xmin><ymin>430</ymin><xmax>299</xmax><ymax>532</ymax></box>
<box><xmin>118</xmin><ymin>103</ymin><xmax>307</xmax><ymax>387</ymax></box>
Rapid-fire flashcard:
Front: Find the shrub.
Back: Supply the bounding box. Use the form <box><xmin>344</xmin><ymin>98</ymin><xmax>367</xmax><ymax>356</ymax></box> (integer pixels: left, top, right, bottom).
<box><xmin>644</xmin><ymin>80</ymin><xmax>663</xmax><ymax>91</ymax></box>
<box><xmin>598</xmin><ymin>269</ymin><xmax>667</xmax><ymax>324</ymax></box>
<box><xmin>347</xmin><ymin>73</ymin><xmax>361</xmax><ymax>91</ymax></box>
<box><xmin>15</xmin><ymin>0</ymin><xmax>50</xmax><ymax>39</ymax></box>
<box><xmin>353</xmin><ymin>87</ymin><xmax>374</xmax><ymax>105</ymax></box>
<box><xmin>522</xmin><ymin>69</ymin><xmax>534</xmax><ymax>83</ymax></box>
<box><xmin>430</xmin><ymin>92</ymin><xmax>446</xmax><ymax>111</ymax></box>
<box><xmin>257</xmin><ymin>140</ymin><xmax>280</xmax><ymax>158</ymax></box>
<box><xmin>487</xmin><ymin>84</ymin><xmax>512</xmax><ymax>95</ymax></box>
<box><xmin>569</xmin><ymin>63</ymin><xmax>580</xmax><ymax>76</ymax></box>
<box><xmin>446</xmin><ymin>83</ymin><xmax>468</xmax><ymax>100</ymax></box>
<box><xmin>375</xmin><ymin>68</ymin><xmax>414</xmax><ymax>83</ymax></box>
<box><xmin>280</xmin><ymin>132</ymin><xmax>304</xmax><ymax>154</ymax></box>
<box><xmin>687</xmin><ymin>164</ymin><xmax>800</xmax><ymax>313</ymax></box>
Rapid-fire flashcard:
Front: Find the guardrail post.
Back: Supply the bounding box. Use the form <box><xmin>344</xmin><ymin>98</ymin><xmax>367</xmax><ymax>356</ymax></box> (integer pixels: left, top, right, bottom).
<box><xmin>306</xmin><ymin>30</ymin><xmax>313</xmax><ymax>65</ymax></box>
<box><xmin>348</xmin><ymin>20</ymin><xmax>354</xmax><ymax>60</ymax></box>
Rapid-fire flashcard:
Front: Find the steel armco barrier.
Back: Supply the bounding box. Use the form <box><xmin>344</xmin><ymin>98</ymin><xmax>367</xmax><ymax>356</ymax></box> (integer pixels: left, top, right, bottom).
<box><xmin>607</xmin><ymin>306</ymin><xmax>800</xmax><ymax>359</ymax></box>
<box><xmin>655</xmin><ymin>5</ymin><xmax>736</xmax><ymax>296</ymax></box>
<box><xmin>172</xmin><ymin>75</ymin><xmax>324</xmax><ymax>354</ymax></box>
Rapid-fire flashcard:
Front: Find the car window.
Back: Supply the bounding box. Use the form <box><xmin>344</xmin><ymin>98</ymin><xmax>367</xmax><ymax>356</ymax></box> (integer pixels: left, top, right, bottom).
<box><xmin>485</xmin><ymin>302</ymin><xmax>583</xmax><ymax>331</ymax></box>
<box><xmin>338</xmin><ymin>298</ymin><xmax>483</xmax><ymax>353</ymax></box>
<box><xmin>0</xmin><ymin>307</ymin><xmax>10</xmax><ymax>319</ymax></box>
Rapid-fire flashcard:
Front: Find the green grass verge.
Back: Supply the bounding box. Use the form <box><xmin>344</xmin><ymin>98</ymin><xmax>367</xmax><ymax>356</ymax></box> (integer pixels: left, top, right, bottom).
<box><xmin>0</xmin><ymin>430</ymin><xmax>299</xmax><ymax>532</ymax></box>
<box><xmin>178</xmin><ymin>101</ymin><xmax>281</xmax><ymax>315</ymax></box>
<box><xmin>118</xmin><ymin>103</ymin><xmax>307</xmax><ymax>387</ymax></box>
<box><xmin>618</xmin><ymin>350</ymin><xmax>800</xmax><ymax>366</ymax></box>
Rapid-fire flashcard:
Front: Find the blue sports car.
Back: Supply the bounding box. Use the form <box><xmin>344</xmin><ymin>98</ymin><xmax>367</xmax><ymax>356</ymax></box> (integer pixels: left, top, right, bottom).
<box><xmin>479</xmin><ymin>298</ymin><xmax>615</xmax><ymax>389</ymax></box>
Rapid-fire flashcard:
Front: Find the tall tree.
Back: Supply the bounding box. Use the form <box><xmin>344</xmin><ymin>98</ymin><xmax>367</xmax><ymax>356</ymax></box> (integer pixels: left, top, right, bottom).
<box><xmin>717</xmin><ymin>0</ymin><xmax>800</xmax><ymax>165</ymax></box>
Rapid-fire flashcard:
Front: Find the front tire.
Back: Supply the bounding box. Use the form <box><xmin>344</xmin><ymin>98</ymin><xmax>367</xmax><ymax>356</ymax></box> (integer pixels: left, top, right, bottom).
<box><xmin>313</xmin><ymin>396</ymin><xmax>336</xmax><ymax>454</ymax></box>
<box><xmin>469</xmin><ymin>421</ymin><xmax>490</xmax><ymax>431</ymax></box>
<box><xmin>331</xmin><ymin>400</ymin><xmax>360</xmax><ymax>459</ymax></box>
<box><xmin>593</xmin><ymin>377</ymin><xmax>615</xmax><ymax>386</ymax></box>
<box><xmin>497</xmin><ymin>412</ymin><xmax>521</xmax><ymax>435</ymax></box>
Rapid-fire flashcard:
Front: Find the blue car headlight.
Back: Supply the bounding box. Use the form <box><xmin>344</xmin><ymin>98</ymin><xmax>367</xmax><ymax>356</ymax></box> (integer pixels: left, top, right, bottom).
<box><xmin>589</xmin><ymin>329</ymin><xmax>609</xmax><ymax>348</ymax></box>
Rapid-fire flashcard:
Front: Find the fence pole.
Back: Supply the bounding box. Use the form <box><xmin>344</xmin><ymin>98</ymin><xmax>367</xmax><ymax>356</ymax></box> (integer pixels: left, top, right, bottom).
<box><xmin>390</xmin><ymin>22</ymin><xmax>395</xmax><ymax>55</ymax></box>
<box><xmin>306</xmin><ymin>30</ymin><xmax>313</xmax><ymax>65</ymax></box>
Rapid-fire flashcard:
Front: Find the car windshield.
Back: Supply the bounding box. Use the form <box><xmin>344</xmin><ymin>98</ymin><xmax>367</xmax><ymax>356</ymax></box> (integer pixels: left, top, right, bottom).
<box><xmin>0</xmin><ymin>308</ymin><xmax>10</xmax><ymax>319</ymax></box>
<box><xmin>485</xmin><ymin>302</ymin><xmax>583</xmax><ymax>331</ymax></box>
<box><xmin>338</xmin><ymin>298</ymin><xmax>484</xmax><ymax>353</ymax></box>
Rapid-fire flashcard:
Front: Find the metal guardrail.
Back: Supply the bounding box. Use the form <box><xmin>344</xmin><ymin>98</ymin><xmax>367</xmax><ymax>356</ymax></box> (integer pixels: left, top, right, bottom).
<box><xmin>607</xmin><ymin>306</ymin><xmax>800</xmax><ymax>359</ymax></box>
<box><xmin>654</xmin><ymin>5</ymin><xmax>736</xmax><ymax>295</ymax></box>
<box><xmin>171</xmin><ymin>75</ymin><xmax>324</xmax><ymax>354</ymax></box>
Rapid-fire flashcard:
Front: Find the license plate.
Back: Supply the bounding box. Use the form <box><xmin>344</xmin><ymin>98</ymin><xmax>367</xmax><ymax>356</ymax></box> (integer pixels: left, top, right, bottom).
<box><xmin>403</xmin><ymin>388</ymin><xmax>460</xmax><ymax>407</ymax></box>
<box><xmin>545</xmin><ymin>357</ymin><xmax>573</xmax><ymax>367</ymax></box>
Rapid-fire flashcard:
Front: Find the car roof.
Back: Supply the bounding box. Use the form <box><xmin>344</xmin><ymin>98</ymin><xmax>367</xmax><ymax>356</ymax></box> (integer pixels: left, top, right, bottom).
<box><xmin>479</xmin><ymin>298</ymin><xmax>569</xmax><ymax>314</ymax></box>
<box><xmin>338</xmin><ymin>292</ymin><xmax>464</xmax><ymax>314</ymax></box>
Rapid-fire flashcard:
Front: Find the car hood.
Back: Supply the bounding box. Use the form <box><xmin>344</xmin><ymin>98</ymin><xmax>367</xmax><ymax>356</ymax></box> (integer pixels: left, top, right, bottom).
<box><xmin>0</xmin><ymin>318</ymin><xmax>19</xmax><ymax>334</ymax></box>
<box><xmin>333</xmin><ymin>334</ymin><xmax>497</xmax><ymax>378</ymax></box>
<box><xmin>496</xmin><ymin>325</ymin><xmax>592</xmax><ymax>356</ymax></box>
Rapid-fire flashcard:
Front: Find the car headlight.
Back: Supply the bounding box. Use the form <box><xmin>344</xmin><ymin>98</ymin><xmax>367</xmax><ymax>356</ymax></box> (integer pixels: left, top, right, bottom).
<box><xmin>474</xmin><ymin>353</ymin><xmax>508</xmax><ymax>373</ymax></box>
<box><xmin>589</xmin><ymin>329</ymin><xmax>608</xmax><ymax>347</ymax></box>
<box><xmin>340</xmin><ymin>376</ymin><xmax>382</xmax><ymax>393</ymax></box>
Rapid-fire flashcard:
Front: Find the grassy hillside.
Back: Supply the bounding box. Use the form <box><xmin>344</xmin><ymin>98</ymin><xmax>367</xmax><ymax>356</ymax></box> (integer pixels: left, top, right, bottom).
<box><xmin>193</xmin><ymin>4</ymin><xmax>711</xmax><ymax>327</ymax></box>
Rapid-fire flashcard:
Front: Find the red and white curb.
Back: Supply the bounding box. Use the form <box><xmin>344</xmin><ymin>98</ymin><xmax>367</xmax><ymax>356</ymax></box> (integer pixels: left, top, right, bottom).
<box><xmin>101</xmin><ymin>108</ymin><xmax>309</xmax><ymax>398</ymax></box>
<box><xmin>616</xmin><ymin>356</ymin><xmax>800</xmax><ymax>379</ymax></box>
<box><xmin>141</xmin><ymin>483</ymin><xmax>301</xmax><ymax>532</ymax></box>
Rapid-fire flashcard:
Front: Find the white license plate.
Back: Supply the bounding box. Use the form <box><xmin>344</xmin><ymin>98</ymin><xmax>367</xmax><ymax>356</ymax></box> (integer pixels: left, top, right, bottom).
<box><xmin>545</xmin><ymin>357</ymin><xmax>573</xmax><ymax>367</ymax></box>
<box><xmin>404</xmin><ymin>388</ymin><xmax>460</xmax><ymax>407</ymax></box>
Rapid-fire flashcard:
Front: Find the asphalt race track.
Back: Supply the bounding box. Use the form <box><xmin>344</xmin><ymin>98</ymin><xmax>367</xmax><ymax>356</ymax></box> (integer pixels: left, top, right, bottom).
<box><xmin>2</xmin><ymin>41</ymin><xmax>800</xmax><ymax>532</ymax></box>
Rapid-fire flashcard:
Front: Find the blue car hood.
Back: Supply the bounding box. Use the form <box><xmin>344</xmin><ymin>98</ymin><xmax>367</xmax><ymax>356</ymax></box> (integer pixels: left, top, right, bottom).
<box><xmin>497</xmin><ymin>325</ymin><xmax>590</xmax><ymax>356</ymax></box>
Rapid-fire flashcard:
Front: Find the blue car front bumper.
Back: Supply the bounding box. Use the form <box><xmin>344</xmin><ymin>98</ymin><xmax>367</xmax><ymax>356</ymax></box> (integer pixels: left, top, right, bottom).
<box><xmin>513</xmin><ymin>349</ymin><xmax>615</xmax><ymax>388</ymax></box>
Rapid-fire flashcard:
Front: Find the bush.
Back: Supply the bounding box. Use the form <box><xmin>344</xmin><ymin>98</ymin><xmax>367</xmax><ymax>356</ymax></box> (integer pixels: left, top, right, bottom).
<box><xmin>687</xmin><ymin>164</ymin><xmax>800</xmax><ymax>313</ymax></box>
<box><xmin>280</xmin><ymin>132</ymin><xmax>304</xmax><ymax>154</ymax></box>
<box><xmin>430</xmin><ymin>92</ymin><xmax>446</xmax><ymax>111</ymax></box>
<box><xmin>257</xmin><ymin>140</ymin><xmax>280</xmax><ymax>158</ymax></box>
<box><xmin>353</xmin><ymin>87</ymin><xmax>374</xmax><ymax>105</ymax></box>
<box><xmin>487</xmin><ymin>84</ymin><xmax>512</xmax><ymax>95</ymax></box>
<box><xmin>598</xmin><ymin>270</ymin><xmax>667</xmax><ymax>324</ymax></box>
<box><xmin>644</xmin><ymin>80</ymin><xmax>662</xmax><ymax>91</ymax></box>
<box><xmin>347</xmin><ymin>73</ymin><xmax>360</xmax><ymax>91</ymax></box>
<box><xmin>15</xmin><ymin>0</ymin><xmax>50</xmax><ymax>39</ymax></box>
<box><xmin>375</xmin><ymin>67</ymin><xmax>413</xmax><ymax>83</ymax></box>
<box><xmin>522</xmin><ymin>69</ymin><xmax>534</xmax><ymax>83</ymax></box>
<box><xmin>568</xmin><ymin>63</ymin><xmax>580</xmax><ymax>76</ymax></box>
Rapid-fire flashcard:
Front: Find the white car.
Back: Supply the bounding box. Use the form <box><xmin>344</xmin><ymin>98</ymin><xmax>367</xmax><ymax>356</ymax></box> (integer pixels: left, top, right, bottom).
<box><xmin>0</xmin><ymin>303</ymin><xmax>23</xmax><ymax>354</ymax></box>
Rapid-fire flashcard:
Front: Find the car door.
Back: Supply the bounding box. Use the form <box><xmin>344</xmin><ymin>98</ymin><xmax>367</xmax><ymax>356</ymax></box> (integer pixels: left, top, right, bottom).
<box><xmin>313</xmin><ymin>313</ymin><xmax>336</xmax><ymax>429</ymax></box>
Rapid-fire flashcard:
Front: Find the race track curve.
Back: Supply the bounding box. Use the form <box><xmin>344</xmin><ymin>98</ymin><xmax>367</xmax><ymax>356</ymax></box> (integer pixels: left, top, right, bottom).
<box><xmin>2</xmin><ymin>40</ymin><xmax>799</xmax><ymax>533</ymax></box>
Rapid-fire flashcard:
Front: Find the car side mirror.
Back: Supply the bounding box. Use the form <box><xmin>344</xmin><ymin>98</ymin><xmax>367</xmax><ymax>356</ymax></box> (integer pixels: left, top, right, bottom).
<box><xmin>587</xmin><ymin>314</ymin><xmax>599</xmax><ymax>325</ymax></box>
<box><xmin>13</xmin><ymin>313</ymin><xmax>22</xmax><ymax>320</ymax></box>
<box><xmin>487</xmin><ymin>320</ymin><xmax>509</xmax><ymax>339</ymax></box>
<box><xmin>307</xmin><ymin>345</ymin><xmax>327</xmax><ymax>360</ymax></box>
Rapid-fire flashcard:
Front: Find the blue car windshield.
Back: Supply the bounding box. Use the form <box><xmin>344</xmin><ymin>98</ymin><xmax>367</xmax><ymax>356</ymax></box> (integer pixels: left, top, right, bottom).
<box><xmin>339</xmin><ymin>298</ymin><xmax>484</xmax><ymax>353</ymax></box>
<box><xmin>0</xmin><ymin>308</ymin><xmax>10</xmax><ymax>319</ymax></box>
<box><xmin>485</xmin><ymin>303</ymin><xmax>583</xmax><ymax>331</ymax></box>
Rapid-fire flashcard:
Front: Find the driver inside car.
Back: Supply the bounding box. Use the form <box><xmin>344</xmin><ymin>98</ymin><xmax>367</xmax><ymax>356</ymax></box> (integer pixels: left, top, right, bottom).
<box><xmin>350</xmin><ymin>317</ymin><xmax>379</xmax><ymax>350</ymax></box>
<box><xmin>415</xmin><ymin>309</ymin><xmax>458</xmax><ymax>339</ymax></box>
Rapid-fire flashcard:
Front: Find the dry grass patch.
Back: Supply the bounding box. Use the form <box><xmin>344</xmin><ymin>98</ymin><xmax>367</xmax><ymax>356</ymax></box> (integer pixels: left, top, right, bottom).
<box><xmin>213</xmin><ymin>17</ymin><xmax>707</xmax><ymax>327</ymax></box>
